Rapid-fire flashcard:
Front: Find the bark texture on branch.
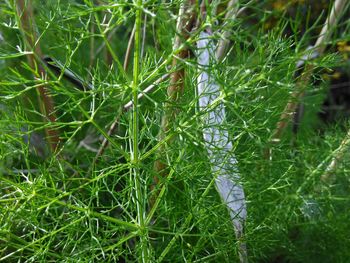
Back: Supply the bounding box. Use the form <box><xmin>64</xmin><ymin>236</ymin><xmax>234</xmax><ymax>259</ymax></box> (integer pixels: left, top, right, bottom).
<box><xmin>153</xmin><ymin>0</ymin><xmax>197</xmax><ymax>184</ymax></box>
<box><xmin>17</xmin><ymin>0</ymin><xmax>60</xmax><ymax>152</ymax></box>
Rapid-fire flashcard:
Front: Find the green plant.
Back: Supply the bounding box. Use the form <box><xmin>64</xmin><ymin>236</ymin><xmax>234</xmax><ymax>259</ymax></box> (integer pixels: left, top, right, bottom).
<box><xmin>1</xmin><ymin>1</ymin><xmax>350</xmax><ymax>262</ymax></box>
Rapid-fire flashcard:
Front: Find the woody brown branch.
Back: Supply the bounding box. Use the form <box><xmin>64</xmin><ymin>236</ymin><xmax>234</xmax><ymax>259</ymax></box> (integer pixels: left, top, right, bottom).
<box><xmin>271</xmin><ymin>63</ymin><xmax>314</xmax><ymax>141</ymax></box>
<box><xmin>153</xmin><ymin>0</ymin><xmax>197</xmax><ymax>187</ymax></box>
<box><xmin>269</xmin><ymin>0</ymin><xmax>347</xmax><ymax>146</ymax></box>
<box><xmin>17</xmin><ymin>0</ymin><xmax>60</xmax><ymax>152</ymax></box>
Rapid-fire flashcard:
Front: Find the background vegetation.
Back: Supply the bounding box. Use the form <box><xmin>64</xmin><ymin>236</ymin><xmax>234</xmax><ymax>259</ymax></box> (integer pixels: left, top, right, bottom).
<box><xmin>1</xmin><ymin>0</ymin><xmax>350</xmax><ymax>262</ymax></box>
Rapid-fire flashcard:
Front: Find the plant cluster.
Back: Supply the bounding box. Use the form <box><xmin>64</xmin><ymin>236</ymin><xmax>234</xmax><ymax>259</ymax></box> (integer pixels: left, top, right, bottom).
<box><xmin>0</xmin><ymin>0</ymin><xmax>350</xmax><ymax>262</ymax></box>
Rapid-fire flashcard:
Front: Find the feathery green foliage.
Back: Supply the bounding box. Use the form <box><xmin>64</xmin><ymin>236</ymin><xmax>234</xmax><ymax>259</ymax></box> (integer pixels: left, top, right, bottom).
<box><xmin>1</xmin><ymin>0</ymin><xmax>350</xmax><ymax>262</ymax></box>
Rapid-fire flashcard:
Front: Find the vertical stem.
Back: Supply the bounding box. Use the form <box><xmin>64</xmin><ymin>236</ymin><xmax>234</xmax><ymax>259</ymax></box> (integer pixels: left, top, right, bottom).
<box><xmin>133</xmin><ymin>1</ymin><xmax>150</xmax><ymax>262</ymax></box>
<box><xmin>16</xmin><ymin>0</ymin><xmax>60</xmax><ymax>152</ymax></box>
<box><xmin>153</xmin><ymin>0</ymin><xmax>196</xmax><ymax>185</ymax></box>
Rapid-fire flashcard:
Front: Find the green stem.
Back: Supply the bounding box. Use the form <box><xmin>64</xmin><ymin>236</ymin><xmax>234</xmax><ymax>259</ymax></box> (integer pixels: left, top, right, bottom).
<box><xmin>133</xmin><ymin>1</ymin><xmax>151</xmax><ymax>262</ymax></box>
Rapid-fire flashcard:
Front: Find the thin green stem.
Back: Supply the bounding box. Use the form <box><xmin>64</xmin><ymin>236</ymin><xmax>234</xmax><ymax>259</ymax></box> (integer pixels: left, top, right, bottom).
<box><xmin>132</xmin><ymin>1</ymin><xmax>151</xmax><ymax>262</ymax></box>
